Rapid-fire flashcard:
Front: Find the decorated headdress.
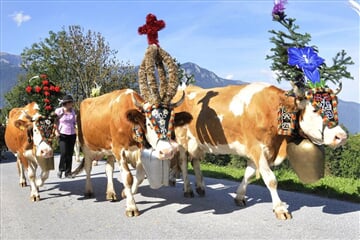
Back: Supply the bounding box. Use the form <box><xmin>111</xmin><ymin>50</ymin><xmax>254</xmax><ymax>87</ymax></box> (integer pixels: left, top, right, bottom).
<box><xmin>137</xmin><ymin>13</ymin><xmax>179</xmax><ymax>106</ymax></box>
<box><xmin>25</xmin><ymin>74</ymin><xmax>63</xmax><ymax>116</ymax></box>
<box><xmin>269</xmin><ymin>0</ymin><xmax>354</xmax><ymax>132</ymax></box>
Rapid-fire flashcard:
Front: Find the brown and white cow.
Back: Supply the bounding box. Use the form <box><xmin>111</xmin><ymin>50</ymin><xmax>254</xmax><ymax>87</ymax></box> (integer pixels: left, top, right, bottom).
<box><xmin>5</xmin><ymin>102</ymin><xmax>56</xmax><ymax>201</ymax></box>
<box><xmin>75</xmin><ymin>88</ymin><xmax>192</xmax><ymax>217</ymax></box>
<box><xmin>171</xmin><ymin>83</ymin><xmax>347</xmax><ymax>219</ymax></box>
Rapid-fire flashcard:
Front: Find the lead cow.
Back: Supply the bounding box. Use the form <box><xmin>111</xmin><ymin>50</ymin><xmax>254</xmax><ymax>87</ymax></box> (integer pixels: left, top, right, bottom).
<box><xmin>75</xmin><ymin>44</ymin><xmax>195</xmax><ymax>216</ymax></box>
<box><xmin>76</xmin><ymin>88</ymin><xmax>192</xmax><ymax>217</ymax></box>
<box><xmin>172</xmin><ymin>83</ymin><xmax>347</xmax><ymax>219</ymax></box>
<box><xmin>5</xmin><ymin>102</ymin><xmax>56</xmax><ymax>201</ymax></box>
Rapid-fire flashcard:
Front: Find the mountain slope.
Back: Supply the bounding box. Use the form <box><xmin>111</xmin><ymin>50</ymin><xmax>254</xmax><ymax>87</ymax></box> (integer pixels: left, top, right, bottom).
<box><xmin>0</xmin><ymin>52</ymin><xmax>25</xmax><ymax>107</ymax></box>
<box><xmin>181</xmin><ymin>62</ymin><xmax>246</xmax><ymax>88</ymax></box>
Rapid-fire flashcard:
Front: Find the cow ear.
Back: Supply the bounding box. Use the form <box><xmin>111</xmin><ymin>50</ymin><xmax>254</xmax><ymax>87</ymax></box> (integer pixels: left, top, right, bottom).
<box><xmin>174</xmin><ymin>111</ymin><xmax>193</xmax><ymax>127</ymax></box>
<box><xmin>126</xmin><ymin>109</ymin><xmax>145</xmax><ymax>124</ymax></box>
<box><xmin>14</xmin><ymin>120</ymin><xmax>30</xmax><ymax>131</ymax></box>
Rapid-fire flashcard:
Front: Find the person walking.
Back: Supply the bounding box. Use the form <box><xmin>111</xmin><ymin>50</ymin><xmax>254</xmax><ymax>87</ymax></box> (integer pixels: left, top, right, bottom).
<box><xmin>55</xmin><ymin>95</ymin><xmax>77</xmax><ymax>179</ymax></box>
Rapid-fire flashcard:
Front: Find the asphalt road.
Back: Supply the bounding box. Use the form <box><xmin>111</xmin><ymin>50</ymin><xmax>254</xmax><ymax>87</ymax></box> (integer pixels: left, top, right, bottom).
<box><xmin>1</xmin><ymin>152</ymin><xmax>359</xmax><ymax>240</ymax></box>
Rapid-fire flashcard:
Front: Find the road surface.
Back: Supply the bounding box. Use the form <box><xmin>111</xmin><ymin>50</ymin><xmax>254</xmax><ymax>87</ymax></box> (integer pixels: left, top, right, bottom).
<box><xmin>1</xmin><ymin>152</ymin><xmax>359</xmax><ymax>240</ymax></box>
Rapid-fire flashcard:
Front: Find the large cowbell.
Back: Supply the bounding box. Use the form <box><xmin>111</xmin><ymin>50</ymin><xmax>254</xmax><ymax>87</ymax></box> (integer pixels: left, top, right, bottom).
<box><xmin>141</xmin><ymin>148</ymin><xmax>170</xmax><ymax>189</ymax></box>
<box><xmin>287</xmin><ymin>138</ymin><xmax>325</xmax><ymax>184</ymax></box>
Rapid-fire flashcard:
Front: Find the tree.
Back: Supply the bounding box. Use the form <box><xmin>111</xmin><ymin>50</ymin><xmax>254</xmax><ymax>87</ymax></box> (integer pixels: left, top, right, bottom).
<box><xmin>326</xmin><ymin>133</ymin><xmax>360</xmax><ymax>179</ymax></box>
<box><xmin>20</xmin><ymin>25</ymin><xmax>137</xmax><ymax>105</ymax></box>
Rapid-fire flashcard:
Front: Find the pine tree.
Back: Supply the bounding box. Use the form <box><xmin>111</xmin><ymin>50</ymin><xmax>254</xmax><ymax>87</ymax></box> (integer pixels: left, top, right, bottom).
<box><xmin>266</xmin><ymin>1</ymin><xmax>354</xmax><ymax>88</ymax></box>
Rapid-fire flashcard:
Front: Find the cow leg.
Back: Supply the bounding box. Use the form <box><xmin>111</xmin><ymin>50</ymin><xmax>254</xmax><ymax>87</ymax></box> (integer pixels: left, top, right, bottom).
<box><xmin>105</xmin><ymin>155</ymin><xmax>117</xmax><ymax>201</ymax></box>
<box><xmin>27</xmin><ymin>164</ymin><xmax>40</xmax><ymax>202</ymax></box>
<box><xmin>118</xmin><ymin>150</ymin><xmax>139</xmax><ymax>217</ymax></box>
<box><xmin>235</xmin><ymin>161</ymin><xmax>256</xmax><ymax>206</ymax></box>
<box><xmin>258</xmin><ymin>155</ymin><xmax>292</xmax><ymax>220</ymax></box>
<box><xmin>132</xmin><ymin>162</ymin><xmax>145</xmax><ymax>194</ymax></box>
<box><xmin>17</xmin><ymin>156</ymin><xmax>27</xmax><ymax>187</ymax></box>
<box><xmin>35</xmin><ymin>170</ymin><xmax>49</xmax><ymax>188</ymax></box>
<box><xmin>180</xmin><ymin>151</ymin><xmax>194</xmax><ymax>198</ymax></box>
<box><xmin>191</xmin><ymin>157</ymin><xmax>205</xmax><ymax>197</ymax></box>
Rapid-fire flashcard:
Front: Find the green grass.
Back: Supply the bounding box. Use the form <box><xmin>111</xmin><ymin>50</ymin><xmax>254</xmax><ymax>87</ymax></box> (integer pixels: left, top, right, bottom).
<box><xmin>188</xmin><ymin>163</ymin><xmax>360</xmax><ymax>203</ymax></box>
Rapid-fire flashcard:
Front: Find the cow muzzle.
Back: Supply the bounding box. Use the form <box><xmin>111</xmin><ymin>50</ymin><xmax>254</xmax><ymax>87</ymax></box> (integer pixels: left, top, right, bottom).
<box><xmin>37</xmin><ymin>141</ymin><xmax>54</xmax><ymax>158</ymax></box>
<box><xmin>331</xmin><ymin>131</ymin><xmax>347</xmax><ymax>148</ymax></box>
<box><xmin>153</xmin><ymin>139</ymin><xmax>179</xmax><ymax>160</ymax></box>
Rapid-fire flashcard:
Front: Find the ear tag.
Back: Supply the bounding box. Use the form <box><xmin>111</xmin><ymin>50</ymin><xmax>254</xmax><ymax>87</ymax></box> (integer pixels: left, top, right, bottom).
<box><xmin>20</xmin><ymin>126</ymin><xmax>25</xmax><ymax>131</ymax></box>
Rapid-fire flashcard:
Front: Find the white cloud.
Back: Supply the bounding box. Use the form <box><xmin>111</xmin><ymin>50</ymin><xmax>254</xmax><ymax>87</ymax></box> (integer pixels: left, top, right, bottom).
<box><xmin>10</xmin><ymin>11</ymin><xmax>31</xmax><ymax>27</ymax></box>
<box><xmin>225</xmin><ymin>74</ymin><xmax>234</xmax><ymax>80</ymax></box>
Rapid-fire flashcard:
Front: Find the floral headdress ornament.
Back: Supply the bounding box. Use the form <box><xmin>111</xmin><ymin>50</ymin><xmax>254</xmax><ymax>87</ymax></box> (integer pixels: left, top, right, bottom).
<box><xmin>25</xmin><ymin>74</ymin><xmax>62</xmax><ymax>116</ymax></box>
<box><xmin>288</xmin><ymin>47</ymin><xmax>325</xmax><ymax>89</ymax></box>
<box><xmin>272</xmin><ymin>0</ymin><xmax>287</xmax><ymax>20</ymax></box>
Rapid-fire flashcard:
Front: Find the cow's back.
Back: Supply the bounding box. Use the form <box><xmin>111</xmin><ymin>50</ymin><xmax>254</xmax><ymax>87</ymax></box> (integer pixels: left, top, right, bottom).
<box><xmin>5</xmin><ymin>103</ymin><xmax>38</xmax><ymax>153</ymax></box>
<box><xmin>79</xmin><ymin>89</ymin><xmax>137</xmax><ymax>152</ymax></box>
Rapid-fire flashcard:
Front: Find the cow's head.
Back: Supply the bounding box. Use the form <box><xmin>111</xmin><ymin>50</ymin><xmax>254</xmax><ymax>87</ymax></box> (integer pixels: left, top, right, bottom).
<box><xmin>294</xmin><ymin>82</ymin><xmax>347</xmax><ymax>148</ymax></box>
<box><xmin>15</xmin><ymin>111</ymin><xmax>56</xmax><ymax>158</ymax></box>
<box><xmin>128</xmin><ymin>92</ymin><xmax>191</xmax><ymax>160</ymax></box>
<box><xmin>126</xmin><ymin>45</ymin><xmax>194</xmax><ymax>160</ymax></box>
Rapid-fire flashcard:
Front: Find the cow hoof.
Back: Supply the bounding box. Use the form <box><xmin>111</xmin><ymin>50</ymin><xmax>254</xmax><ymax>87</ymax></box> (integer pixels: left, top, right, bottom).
<box><xmin>275</xmin><ymin>211</ymin><xmax>292</xmax><ymax>220</ymax></box>
<box><xmin>20</xmin><ymin>182</ymin><xmax>27</xmax><ymax>187</ymax></box>
<box><xmin>84</xmin><ymin>192</ymin><xmax>94</xmax><ymax>198</ymax></box>
<box><xmin>234</xmin><ymin>198</ymin><xmax>246</xmax><ymax>207</ymax></box>
<box><xmin>125</xmin><ymin>209</ymin><xmax>140</xmax><ymax>217</ymax></box>
<box><xmin>30</xmin><ymin>196</ymin><xmax>40</xmax><ymax>202</ymax></box>
<box><xmin>106</xmin><ymin>192</ymin><xmax>118</xmax><ymax>202</ymax></box>
<box><xmin>184</xmin><ymin>191</ymin><xmax>194</xmax><ymax>198</ymax></box>
<box><xmin>196</xmin><ymin>187</ymin><xmax>206</xmax><ymax>197</ymax></box>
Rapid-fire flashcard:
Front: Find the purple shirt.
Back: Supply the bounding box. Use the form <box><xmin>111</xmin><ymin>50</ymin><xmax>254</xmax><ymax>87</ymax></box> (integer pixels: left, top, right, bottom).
<box><xmin>55</xmin><ymin>107</ymin><xmax>76</xmax><ymax>135</ymax></box>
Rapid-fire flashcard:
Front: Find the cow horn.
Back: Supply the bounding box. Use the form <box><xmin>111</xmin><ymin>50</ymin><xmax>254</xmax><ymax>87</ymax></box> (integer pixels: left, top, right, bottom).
<box><xmin>132</xmin><ymin>93</ymin><xmax>144</xmax><ymax>109</ymax></box>
<box><xmin>21</xmin><ymin>110</ymin><xmax>33</xmax><ymax>121</ymax></box>
<box><xmin>334</xmin><ymin>81</ymin><xmax>342</xmax><ymax>95</ymax></box>
<box><xmin>290</xmin><ymin>81</ymin><xmax>305</xmax><ymax>98</ymax></box>
<box><xmin>170</xmin><ymin>91</ymin><xmax>185</xmax><ymax>108</ymax></box>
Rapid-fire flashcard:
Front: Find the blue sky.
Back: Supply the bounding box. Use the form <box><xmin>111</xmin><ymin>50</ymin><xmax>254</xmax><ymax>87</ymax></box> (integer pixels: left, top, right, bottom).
<box><xmin>1</xmin><ymin>0</ymin><xmax>359</xmax><ymax>102</ymax></box>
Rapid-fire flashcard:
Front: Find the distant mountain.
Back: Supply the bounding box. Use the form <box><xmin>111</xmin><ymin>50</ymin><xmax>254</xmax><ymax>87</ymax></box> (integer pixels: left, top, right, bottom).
<box><xmin>1</xmin><ymin>53</ymin><xmax>359</xmax><ymax>134</ymax></box>
<box><xmin>180</xmin><ymin>62</ymin><xmax>246</xmax><ymax>88</ymax></box>
<box><xmin>0</xmin><ymin>52</ymin><xmax>26</xmax><ymax>107</ymax></box>
<box><xmin>338</xmin><ymin>99</ymin><xmax>360</xmax><ymax>135</ymax></box>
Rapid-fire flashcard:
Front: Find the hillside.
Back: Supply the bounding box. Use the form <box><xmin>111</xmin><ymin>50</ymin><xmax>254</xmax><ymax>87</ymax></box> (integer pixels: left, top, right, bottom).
<box><xmin>0</xmin><ymin>52</ymin><xmax>25</xmax><ymax>107</ymax></box>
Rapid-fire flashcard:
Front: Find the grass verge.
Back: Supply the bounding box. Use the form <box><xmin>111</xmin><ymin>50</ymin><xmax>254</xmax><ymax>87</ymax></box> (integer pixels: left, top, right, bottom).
<box><xmin>188</xmin><ymin>163</ymin><xmax>360</xmax><ymax>203</ymax></box>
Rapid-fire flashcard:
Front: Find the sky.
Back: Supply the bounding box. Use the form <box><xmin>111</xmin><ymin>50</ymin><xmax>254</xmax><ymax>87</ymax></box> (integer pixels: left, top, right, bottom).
<box><xmin>1</xmin><ymin>0</ymin><xmax>359</xmax><ymax>103</ymax></box>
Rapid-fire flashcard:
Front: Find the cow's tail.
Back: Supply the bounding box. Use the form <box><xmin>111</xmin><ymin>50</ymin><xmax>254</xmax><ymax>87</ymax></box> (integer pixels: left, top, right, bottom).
<box><xmin>76</xmin><ymin>109</ymin><xmax>84</xmax><ymax>145</ymax></box>
<box><xmin>72</xmin><ymin>109</ymin><xmax>85</xmax><ymax>176</ymax></box>
<box><xmin>71</xmin><ymin>157</ymin><xmax>85</xmax><ymax>176</ymax></box>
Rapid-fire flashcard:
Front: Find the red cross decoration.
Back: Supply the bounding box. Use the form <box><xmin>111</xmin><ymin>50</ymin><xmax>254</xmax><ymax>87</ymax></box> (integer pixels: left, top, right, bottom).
<box><xmin>138</xmin><ymin>13</ymin><xmax>165</xmax><ymax>46</ymax></box>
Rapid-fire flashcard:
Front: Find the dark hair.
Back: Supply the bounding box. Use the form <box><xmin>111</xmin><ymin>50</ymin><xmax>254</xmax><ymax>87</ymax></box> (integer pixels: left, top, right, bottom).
<box><xmin>61</xmin><ymin>95</ymin><xmax>74</xmax><ymax>105</ymax></box>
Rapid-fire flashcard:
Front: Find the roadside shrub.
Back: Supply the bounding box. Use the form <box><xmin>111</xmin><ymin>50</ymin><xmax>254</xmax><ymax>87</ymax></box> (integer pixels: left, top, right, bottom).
<box><xmin>203</xmin><ymin>153</ymin><xmax>231</xmax><ymax>166</ymax></box>
<box><xmin>326</xmin><ymin>134</ymin><xmax>360</xmax><ymax>179</ymax></box>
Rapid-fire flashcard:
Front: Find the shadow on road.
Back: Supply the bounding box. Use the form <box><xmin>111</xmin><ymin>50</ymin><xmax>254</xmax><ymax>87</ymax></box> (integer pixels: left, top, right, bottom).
<box><xmin>2</xmin><ymin>151</ymin><xmax>359</xmax><ymax>217</ymax></box>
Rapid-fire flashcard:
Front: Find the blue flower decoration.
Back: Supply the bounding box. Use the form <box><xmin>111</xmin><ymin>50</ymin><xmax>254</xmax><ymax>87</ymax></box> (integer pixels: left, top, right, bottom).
<box><xmin>288</xmin><ymin>47</ymin><xmax>325</xmax><ymax>84</ymax></box>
